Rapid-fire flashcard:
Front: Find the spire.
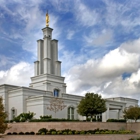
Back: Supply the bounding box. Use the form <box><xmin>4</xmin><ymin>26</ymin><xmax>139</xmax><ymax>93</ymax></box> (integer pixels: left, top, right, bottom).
<box><xmin>46</xmin><ymin>11</ymin><xmax>49</xmax><ymax>27</ymax></box>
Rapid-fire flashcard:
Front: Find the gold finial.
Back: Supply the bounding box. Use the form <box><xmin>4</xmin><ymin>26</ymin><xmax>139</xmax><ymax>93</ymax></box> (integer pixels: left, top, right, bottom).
<box><xmin>46</xmin><ymin>11</ymin><xmax>49</xmax><ymax>27</ymax></box>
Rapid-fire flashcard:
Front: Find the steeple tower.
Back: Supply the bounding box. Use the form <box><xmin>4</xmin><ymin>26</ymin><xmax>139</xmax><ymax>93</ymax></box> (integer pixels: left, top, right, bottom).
<box><xmin>29</xmin><ymin>13</ymin><xmax>66</xmax><ymax>97</ymax></box>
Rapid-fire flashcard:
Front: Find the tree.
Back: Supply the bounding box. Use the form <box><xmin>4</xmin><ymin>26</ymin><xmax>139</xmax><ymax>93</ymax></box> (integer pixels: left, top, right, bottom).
<box><xmin>0</xmin><ymin>97</ymin><xmax>8</xmax><ymax>134</ymax></box>
<box><xmin>77</xmin><ymin>93</ymin><xmax>107</xmax><ymax>122</ymax></box>
<box><xmin>123</xmin><ymin>106</ymin><xmax>140</xmax><ymax>122</ymax></box>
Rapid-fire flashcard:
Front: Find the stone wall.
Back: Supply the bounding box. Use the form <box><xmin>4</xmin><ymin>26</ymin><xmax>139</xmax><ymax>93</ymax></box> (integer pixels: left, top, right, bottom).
<box><xmin>6</xmin><ymin>122</ymin><xmax>126</xmax><ymax>133</ymax></box>
<box><xmin>0</xmin><ymin>135</ymin><xmax>137</xmax><ymax>140</ymax></box>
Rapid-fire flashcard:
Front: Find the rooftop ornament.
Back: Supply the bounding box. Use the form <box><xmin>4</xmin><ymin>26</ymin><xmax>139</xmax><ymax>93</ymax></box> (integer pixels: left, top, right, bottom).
<box><xmin>46</xmin><ymin>11</ymin><xmax>49</xmax><ymax>27</ymax></box>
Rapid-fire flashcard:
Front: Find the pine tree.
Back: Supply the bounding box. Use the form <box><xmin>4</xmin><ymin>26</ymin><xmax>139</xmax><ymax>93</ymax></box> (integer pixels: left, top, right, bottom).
<box><xmin>0</xmin><ymin>97</ymin><xmax>8</xmax><ymax>134</ymax></box>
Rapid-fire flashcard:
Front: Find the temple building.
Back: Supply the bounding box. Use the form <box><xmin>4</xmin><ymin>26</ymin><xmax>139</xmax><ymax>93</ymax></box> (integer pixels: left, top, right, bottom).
<box><xmin>0</xmin><ymin>14</ymin><xmax>138</xmax><ymax>122</ymax></box>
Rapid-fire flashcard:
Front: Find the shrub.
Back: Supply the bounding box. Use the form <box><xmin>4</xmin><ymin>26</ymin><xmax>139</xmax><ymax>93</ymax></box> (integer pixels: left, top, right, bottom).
<box><xmin>30</xmin><ymin>131</ymin><xmax>35</xmax><ymax>135</ymax></box>
<box><xmin>68</xmin><ymin>131</ymin><xmax>73</xmax><ymax>135</ymax></box>
<box><xmin>74</xmin><ymin>131</ymin><xmax>80</xmax><ymax>134</ymax></box>
<box><xmin>46</xmin><ymin>131</ymin><xmax>51</xmax><ymax>135</ymax></box>
<box><xmin>25</xmin><ymin>132</ymin><xmax>30</xmax><ymax>135</ymax></box>
<box><xmin>7</xmin><ymin>132</ymin><xmax>12</xmax><ymax>135</ymax></box>
<box><xmin>38</xmin><ymin>128</ymin><xmax>48</xmax><ymax>134</ymax></box>
<box><xmin>80</xmin><ymin>131</ymin><xmax>85</xmax><ymax>134</ymax></box>
<box><xmin>41</xmin><ymin>132</ymin><xmax>45</xmax><ymax>135</ymax></box>
<box><xmin>40</xmin><ymin>115</ymin><xmax>52</xmax><ymax>119</ymax></box>
<box><xmin>107</xmin><ymin>119</ymin><xmax>126</xmax><ymax>122</ymax></box>
<box><xmin>51</xmin><ymin>131</ymin><xmax>56</xmax><ymax>135</ymax></box>
<box><xmin>49</xmin><ymin>128</ymin><xmax>56</xmax><ymax>131</ymax></box>
<box><xmin>13</xmin><ymin>112</ymin><xmax>35</xmax><ymax>122</ymax></box>
<box><xmin>62</xmin><ymin>129</ymin><xmax>71</xmax><ymax>133</ymax></box>
<box><xmin>86</xmin><ymin>132</ymin><xmax>91</xmax><ymax>135</ymax></box>
<box><xmin>63</xmin><ymin>132</ymin><xmax>67</xmax><ymax>135</ymax></box>
<box><xmin>36</xmin><ymin>133</ymin><xmax>40</xmax><ymax>135</ymax></box>
<box><xmin>30</xmin><ymin>118</ymin><xmax>79</xmax><ymax>122</ymax></box>
<box><xmin>57</xmin><ymin>130</ymin><xmax>62</xmax><ymax>135</ymax></box>
<box><xmin>19</xmin><ymin>132</ymin><xmax>24</xmax><ymax>135</ymax></box>
<box><xmin>12</xmin><ymin>132</ymin><xmax>17</xmax><ymax>135</ymax></box>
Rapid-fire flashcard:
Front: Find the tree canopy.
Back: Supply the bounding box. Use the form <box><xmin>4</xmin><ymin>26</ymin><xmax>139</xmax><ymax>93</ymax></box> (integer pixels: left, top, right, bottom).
<box><xmin>77</xmin><ymin>93</ymin><xmax>107</xmax><ymax>121</ymax></box>
<box><xmin>0</xmin><ymin>97</ymin><xmax>8</xmax><ymax>134</ymax></box>
<box><xmin>123</xmin><ymin>106</ymin><xmax>140</xmax><ymax>122</ymax></box>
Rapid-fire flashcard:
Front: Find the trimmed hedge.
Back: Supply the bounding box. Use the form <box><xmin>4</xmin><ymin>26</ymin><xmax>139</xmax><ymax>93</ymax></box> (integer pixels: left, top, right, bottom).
<box><xmin>29</xmin><ymin>118</ymin><xmax>80</xmax><ymax>122</ymax></box>
<box><xmin>106</xmin><ymin>119</ymin><xmax>126</xmax><ymax>122</ymax></box>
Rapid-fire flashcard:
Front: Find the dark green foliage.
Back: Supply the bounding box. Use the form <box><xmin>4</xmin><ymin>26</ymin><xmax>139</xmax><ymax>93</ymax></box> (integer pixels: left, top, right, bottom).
<box><xmin>25</xmin><ymin>132</ymin><xmax>30</xmax><ymax>135</ymax></box>
<box><xmin>7</xmin><ymin>132</ymin><xmax>12</xmax><ymax>135</ymax></box>
<box><xmin>38</xmin><ymin>128</ymin><xmax>48</xmax><ymax>134</ymax></box>
<box><xmin>30</xmin><ymin>118</ymin><xmax>79</xmax><ymax>122</ymax></box>
<box><xmin>18</xmin><ymin>132</ymin><xmax>24</xmax><ymax>135</ymax></box>
<box><xmin>7</xmin><ymin>128</ymin><xmax>135</xmax><ymax>135</ymax></box>
<box><xmin>36</xmin><ymin>133</ymin><xmax>40</xmax><ymax>135</ymax></box>
<box><xmin>30</xmin><ymin>131</ymin><xmax>35</xmax><ymax>135</ymax></box>
<box><xmin>40</xmin><ymin>115</ymin><xmax>52</xmax><ymax>119</ymax></box>
<box><xmin>0</xmin><ymin>97</ymin><xmax>8</xmax><ymax>134</ymax></box>
<box><xmin>107</xmin><ymin>119</ymin><xmax>126</xmax><ymax>122</ymax></box>
<box><xmin>12</xmin><ymin>132</ymin><xmax>17</xmax><ymax>135</ymax></box>
<box><xmin>13</xmin><ymin>112</ymin><xmax>35</xmax><ymax>122</ymax></box>
<box><xmin>51</xmin><ymin>131</ymin><xmax>56</xmax><ymax>135</ymax></box>
<box><xmin>123</xmin><ymin>106</ymin><xmax>140</xmax><ymax>122</ymax></box>
<box><xmin>77</xmin><ymin>93</ymin><xmax>107</xmax><ymax>121</ymax></box>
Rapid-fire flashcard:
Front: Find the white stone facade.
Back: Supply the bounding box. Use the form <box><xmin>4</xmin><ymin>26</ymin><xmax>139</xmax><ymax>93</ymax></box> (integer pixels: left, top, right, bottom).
<box><xmin>0</xmin><ymin>25</ymin><xmax>138</xmax><ymax>122</ymax></box>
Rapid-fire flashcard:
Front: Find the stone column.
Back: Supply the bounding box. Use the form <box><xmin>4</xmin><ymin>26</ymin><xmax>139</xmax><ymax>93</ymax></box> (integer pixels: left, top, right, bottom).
<box><xmin>51</xmin><ymin>39</ymin><xmax>58</xmax><ymax>74</ymax></box>
<box><xmin>43</xmin><ymin>36</ymin><xmax>51</xmax><ymax>74</ymax></box>
<box><xmin>34</xmin><ymin>61</ymin><xmax>39</xmax><ymax>76</ymax></box>
<box><xmin>37</xmin><ymin>39</ymin><xmax>44</xmax><ymax>74</ymax></box>
<box><xmin>55</xmin><ymin>61</ymin><xmax>61</xmax><ymax>76</ymax></box>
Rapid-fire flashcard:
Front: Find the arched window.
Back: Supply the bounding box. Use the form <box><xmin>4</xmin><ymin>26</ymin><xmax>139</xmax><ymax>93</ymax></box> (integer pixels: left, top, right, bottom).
<box><xmin>54</xmin><ymin>89</ymin><xmax>59</xmax><ymax>97</ymax></box>
<box><xmin>68</xmin><ymin>107</ymin><xmax>74</xmax><ymax>120</ymax></box>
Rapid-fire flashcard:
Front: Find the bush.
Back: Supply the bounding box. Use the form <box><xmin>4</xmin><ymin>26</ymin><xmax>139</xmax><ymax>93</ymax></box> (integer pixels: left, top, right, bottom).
<box><xmin>107</xmin><ymin>119</ymin><xmax>126</xmax><ymax>122</ymax></box>
<box><xmin>74</xmin><ymin>131</ymin><xmax>80</xmax><ymax>134</ymax></box>
<box><xmin>36</xmin><ymin>133</ymin><xmax>40</xmax><ymax>135</ymax></box>
<box><xmin>25</xmin><ymin>132</ymin><xmax>30</xmax><ymax>135</ymax></box>
<box><xmin>19</xmin><ymin>132</ymin><xmax>24</xmax><ymax>135</ymax></box>
<box><xmin>13</xmin><ymin>112</ymin><xmax>35</xmax><ymax>122</ymax></box>
<box><xmin>40</xmin><ymin>115</ymin><xmax>52</xmax><ymax>119</ymax></box>
<box><xmin>51</xmin><ymin>131</ymin><xmax>56</xmax><ymax>135</ymax></box>
<box><xmin>57</xmin><ymin>130</ymin><xmax>62</xmax><ymax>135</ymax></box>
<box><xmin>63</xmin><ymin>132</ymin><xmax>67</xmax><ymax>135</ymax></box>
<box><xmin>30</xmin><ymin>131</ymin><xmax>35</xmax><ymax>135</ymax></box>
<box><xmin>12</xmin><ymin>132</ymin><xmax>17</xmax><ymax>135</ymax></box>
<box><xmin>7</xmin><ymin>132</ymin><xmax>12</xmax><ymax>135</ymax></box>
<box><xmin>30</xmin><ymin>118</ymin><xmax>79</xmax><ymax>122</ymax></box>
<box><xmin>46</xmin><ymin>131</ymin><xmax>51</xmax><ymax>135</ymax></box>
<box><xmin>49</xmin><ymin>129</ymin><xmax>56</xmax><ymax>134</ymax></box>
<box><xmin>38</xmin><ymin>128</ymin><xmax>48</xmax><ymax>134</ymax></box>
<box><xmin>68</xmin><ymin>131</ymin><xmax>73</xmax><ymax>135</ymax></box>
<box><xmin>80</xmin><ymin>131</ymin><xmax>85</xmax><ymax>134</ymax></box>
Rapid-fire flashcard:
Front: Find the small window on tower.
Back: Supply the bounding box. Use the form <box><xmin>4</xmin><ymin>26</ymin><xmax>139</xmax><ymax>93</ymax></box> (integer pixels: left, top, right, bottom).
<box><xmin>54</xmin><ymin>89</ymin><xmax>59</xmax><ymax>97</ymax></box>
